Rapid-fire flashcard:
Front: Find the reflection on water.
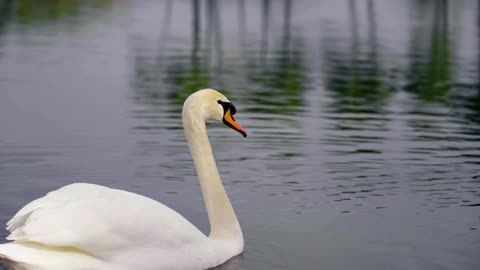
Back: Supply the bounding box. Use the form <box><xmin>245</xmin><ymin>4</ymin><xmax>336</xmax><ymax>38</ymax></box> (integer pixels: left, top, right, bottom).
<box><xmin>1</xmin><ymin>0</ymin><xmax>480</xmax><ymax>269</ymax></box>
<box><xmin>406</xmin><ymin>0</ymin><xmax>451</xmax><ymax>103</ymax></box>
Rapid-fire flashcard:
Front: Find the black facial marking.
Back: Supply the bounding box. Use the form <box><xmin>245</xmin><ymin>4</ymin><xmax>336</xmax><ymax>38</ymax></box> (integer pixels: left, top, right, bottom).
<box><xmin>217</xmin><ymin>100</ymin><xmax>236</xmax><ymax>115</ymax></box>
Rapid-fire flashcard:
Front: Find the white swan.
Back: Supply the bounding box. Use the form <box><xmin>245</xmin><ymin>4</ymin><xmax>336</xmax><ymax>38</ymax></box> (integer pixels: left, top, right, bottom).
<box><xmin>0</xmin><ymin>89</ymin><xmax>247</xmax><ymax>270</ymax></box>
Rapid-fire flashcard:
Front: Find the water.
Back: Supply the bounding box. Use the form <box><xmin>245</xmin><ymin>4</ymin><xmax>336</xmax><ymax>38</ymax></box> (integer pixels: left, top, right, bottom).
<box><xmin>0</xmin><ymin>0</ymin><xmax>479</xmax><ymax>269</ymax></box>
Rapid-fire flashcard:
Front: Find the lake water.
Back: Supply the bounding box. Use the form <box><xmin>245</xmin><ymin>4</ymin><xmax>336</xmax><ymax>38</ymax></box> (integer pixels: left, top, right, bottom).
<box><xmin>0</xmin><ymin>0</ymin><xmax>479</xmax><ymax>269</ymax></box>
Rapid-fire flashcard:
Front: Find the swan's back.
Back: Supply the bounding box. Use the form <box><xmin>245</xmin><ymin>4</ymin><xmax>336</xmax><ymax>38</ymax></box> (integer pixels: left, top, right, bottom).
<box><xmin>1</xmin><ymin>183</ymin><xmax>221</xmax><ymax>269</ymax></box>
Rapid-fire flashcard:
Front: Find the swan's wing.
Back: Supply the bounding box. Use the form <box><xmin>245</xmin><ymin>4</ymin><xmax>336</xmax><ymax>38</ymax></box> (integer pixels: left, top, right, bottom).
<box><xmin>6</xmin><ymin>183</ymin><xmax>207</xmax><ymax>258</ymax></box>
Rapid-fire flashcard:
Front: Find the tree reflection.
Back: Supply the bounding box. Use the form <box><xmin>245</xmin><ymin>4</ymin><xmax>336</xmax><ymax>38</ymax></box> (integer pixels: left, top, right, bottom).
<box><xmin>131</xmin><ymin>0</ymin><xmax>212</xmax><ymax>110</ymax></box>
<box><xmin>260</xmin><ymin>0</ymin><xmax>270</xmax><ymax>65</ymax></box>
<box><xmin>0</xmin><ymin>0</ymin><xmax>113</xmax><ymax>38</ymax></box>
<box><xmin>243</xmin><ymin>0</ymin><xmax>307</xmax><ymax>115</ymax></box>
<box><xmin>322</xmin><ymin>0</ymin><xmax>393</xmax><ymax>117</ymax></box>
<box><xmin>130</xmin><ymin>0</ymin><xmax>175</xmax><ymax>109</ymax></box>
<box><xmin>237</xmin><ymin>0</ymin><xmax>247</xmax><ymax>52</ymax></box>
<box><xmin>403</xmin><ymin>0</ymin><xmax>453</xmax><ymax>138</ymax></box>
<box><xmin>162</xmin><ymin>0</ymin><xmax>223</xmax><ymax>107</ymax></box>
<box><xmin>406</xmin><ymin>0</ymin><xmax>451</xmax><ymax>103</ymax></box>
<box><xmin>0</xmin><ymin>0</ymin><xmax>13</xmax><ymax>47</ymax></box>
<box><xmin>131</xmin><ymin>0</ymin><xmax>307</xmax><ymax>116</ymax></box>
<box><xmin>10</xmin><ymin>0</ymin><xmax>113</xmax><ymax>24</ymax></box>
<box><xmin>470</xmin><ymin>1</ymin><xmax>480</xmax><ymax>124</ymax></box>
<box><xmin>205</xmin><ymin>0</ymin><xmax>223</xmax><ymax>88</ymax></box>
<box><xmin>455</xmin><ymin>1</ymin><xmax>480</xmax><ymax>125</ymax></box>
<box><xmin>452</xmin><ymin>1</ymin><xmax>480</xmax><ymax>125</ymax></box>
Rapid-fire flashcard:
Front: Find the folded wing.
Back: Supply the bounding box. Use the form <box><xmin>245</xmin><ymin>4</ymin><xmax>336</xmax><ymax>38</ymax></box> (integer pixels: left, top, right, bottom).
<box><xmin>6</xmin><ymin>183</ymin><xmax>206</xmax><ymax>259</ymax></box>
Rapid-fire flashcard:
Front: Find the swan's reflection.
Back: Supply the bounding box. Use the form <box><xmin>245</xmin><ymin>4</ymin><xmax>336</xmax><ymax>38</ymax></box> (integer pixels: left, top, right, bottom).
<box><xmin>212</xmin><ymin>255</ymin><xmax>244</xmax><ymax>270</ymax></box>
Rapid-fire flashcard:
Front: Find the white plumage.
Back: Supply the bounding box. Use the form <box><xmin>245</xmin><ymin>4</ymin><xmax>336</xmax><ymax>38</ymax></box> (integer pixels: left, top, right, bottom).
<box><xmin>0</xmin><ymin>89</ymin><xmax>247</xmax><ymax>270</ymax></box>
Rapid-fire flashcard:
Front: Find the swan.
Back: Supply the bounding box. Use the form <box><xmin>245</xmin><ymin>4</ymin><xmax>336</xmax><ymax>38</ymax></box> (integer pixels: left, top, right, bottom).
<box><xmin>0</xmin><ymin>89</ymin><xmax>247</xmax><ymax>270</ymax></box>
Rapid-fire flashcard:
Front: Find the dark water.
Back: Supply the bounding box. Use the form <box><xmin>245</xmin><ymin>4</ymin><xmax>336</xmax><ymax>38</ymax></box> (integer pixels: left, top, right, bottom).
<box><xmin>1</xmin><ymin>0</ymin><xmax>480</xmax><ymax>269</ymax></box>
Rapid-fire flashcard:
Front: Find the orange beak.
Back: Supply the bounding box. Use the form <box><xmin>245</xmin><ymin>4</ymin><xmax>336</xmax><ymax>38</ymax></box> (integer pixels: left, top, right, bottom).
<box><xmin>223</xmin><ymin>108</ymin><xmax>247</xmax><ymax>137</ymax></box>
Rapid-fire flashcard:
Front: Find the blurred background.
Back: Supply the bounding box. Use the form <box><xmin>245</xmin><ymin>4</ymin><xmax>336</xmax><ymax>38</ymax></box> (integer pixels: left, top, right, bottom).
<box><xmin>0</xmin><ymin>0</ymin><xmax>479</xmax><ymax>269</ymax></box>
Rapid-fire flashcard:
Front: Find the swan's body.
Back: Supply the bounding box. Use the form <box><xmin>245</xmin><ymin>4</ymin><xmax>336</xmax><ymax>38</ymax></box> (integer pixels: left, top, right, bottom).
<box><xmin>0</xmin><ymin>89</ymin><xmax>247</xmax><ymax>270</ymax></box>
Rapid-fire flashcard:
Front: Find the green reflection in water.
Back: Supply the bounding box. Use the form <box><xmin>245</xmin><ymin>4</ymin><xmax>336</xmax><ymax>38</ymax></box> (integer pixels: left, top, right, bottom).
<box><xmin>404</xmin><ymin>0</ymin><xmax>453</xmax><ymax>139</ymax></box>
<box><xmin>406</xmin><ymin>0</ymin><xmax>451</xmax><ymax>103</ymax></box>
<box><xmin>0</xmin><ymin>1</ymin><xmax>13</xmax><ymax>26</ymax></box>
<box><xmin>323</xmin><ymin>0</ymin><xmax>394</xmax><ymax>116</ymax></box>
<box><xmin>242</xmin><ymin>0</ymin><xmax>307</xmax><ymax>116</ymax></box>
<box><xmin>247</xmin><ymin>38</ymin><xmax>307</xmax><ymax>113</ymax></box>
<box><xmin>131</xmin><ymin>0</ymin><xmax>308</xmax><ymax>118</ymax></box>
<box><xmin>164</xmin><ymin>54</ymin><xmax>210</xmax><ymax>108</ymax></box>
<box><xmin>164</xmin><ymin>0</ymin><xmax>216</xmax><ymax>108</ymax></box>
<box><xmin>11</xmin><ymin>0</ymin><xmax>112</xmax><ymax>24</ymax></box>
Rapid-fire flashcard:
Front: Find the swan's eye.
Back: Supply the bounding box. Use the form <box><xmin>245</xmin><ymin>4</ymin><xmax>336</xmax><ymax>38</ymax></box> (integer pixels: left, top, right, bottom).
<box><xmin>217</xmin><ymin>100</ymin><xmax>235</xmax><ymax>115</ymax></box>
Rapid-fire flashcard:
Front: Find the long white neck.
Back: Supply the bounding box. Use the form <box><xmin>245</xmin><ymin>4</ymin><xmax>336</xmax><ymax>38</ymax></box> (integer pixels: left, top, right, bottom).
<box><xmin>182</xmin><ymin>105</ymin><xmax>243</xmax><ymax>242</ymax></box>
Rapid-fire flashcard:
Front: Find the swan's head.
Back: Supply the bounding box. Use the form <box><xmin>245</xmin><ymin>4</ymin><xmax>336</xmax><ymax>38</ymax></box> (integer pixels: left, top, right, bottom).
<box><xmin>183</xmin><ymin>89</ymin><xmax>248</xmax><ymax>137</ymax></box>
